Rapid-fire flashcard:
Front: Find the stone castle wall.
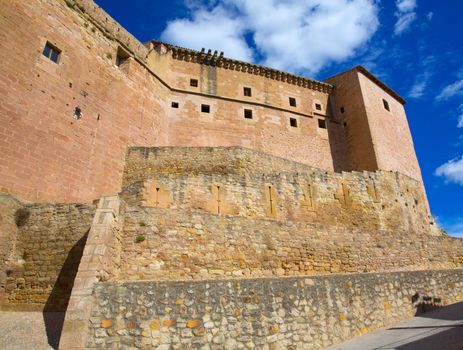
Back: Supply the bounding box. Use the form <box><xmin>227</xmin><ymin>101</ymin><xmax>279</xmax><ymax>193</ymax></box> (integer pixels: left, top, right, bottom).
<box><xmin>0</xmin><ymin>0</ymin><xmax>167</xmax><ymax>203</ymax></box>
<box><xmin>0</xmin><ymin>194</ymin><xmax>95</xmax><ymax>310</ymax></box>
<box><xmin>327</xmin><ymin>69</ymin><xmax>423</xmax><ymax>182</ymax></box>
<box><xmin>107</xmin><ymin>147</ymin><xmax>463</xmax><ymax>282</ymax></box>
<box><xmin>122</xmin><ymin>147</ymin><xmax>433</xmax><ymax>234</ymax></box>
<box><xmin>0</xmin><ymin>0</ymin><xmax>420</xmax><ymax>204</ymax></box>
<box><xmin>86</xmin><ymin>269</ymin><xmax>463</xmax><ymax>349</ymax></box>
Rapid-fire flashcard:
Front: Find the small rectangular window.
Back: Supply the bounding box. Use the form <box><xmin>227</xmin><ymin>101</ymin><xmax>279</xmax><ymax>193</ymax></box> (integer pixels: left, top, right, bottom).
<box><xmin>42</xmin><ymin>42</ymin><xmax>61</xmax><ymax>63</ymax></box>
<box><xmin>290</xmin><ymin>117</ymin><xmax>298</xmax><ymax>127</ymax></box>
<box><xmin>171</xmin><ymin>102</ymin><xmax>179</xmax><ymax>108</ymax></box>
<box><xmin>340</xmin><ymin>106</ymin><xmax>345</xmax><ymax>113</ymax></box>
<box><xmin>318</xmin><ymin>119</ymin><xmax>326</xmax><ymax>129</ymax></box>
<box><xmin>201</xmin><ymin>104</ymin><xmax>210</xmax><ymax>113</ymax></box>
<box><xmin>244</xmin><ymin>109</ymin><xmax>253</xmax><ymax>119</ymax></box>
<box><xmin>383</xmin><ymin>99</ymin><xmax>390</xmax><ymax>111</ymax></box>
<box><xmin>243</xmin><ymin>87</ymin><xmax>252</xmax><ymax>97</ymax></box>
<box><xmin>289</xmin><ymin>97</ymin><xmax>297</xmax><ymax>107</ymax></box>
<box><xmin>116</xmin><ymin>47</ymin><xmax>130</xmax><ymax>67</ymax></box>
<box><xmin>315</xmin><ymin>103</ymin><xmax>322</xmax><ymax>111</ymax></box>
<box><xmin>190</xmin><ymin>79</ymin><xmax>198</xmax><ymax>87</ymax></box>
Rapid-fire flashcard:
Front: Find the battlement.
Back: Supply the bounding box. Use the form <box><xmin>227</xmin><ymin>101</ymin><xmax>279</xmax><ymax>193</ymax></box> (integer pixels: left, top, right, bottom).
<box><xmin>148</xmin><ymin>41</ymin><xmax>333</xmax><ymax>93</ymax></box>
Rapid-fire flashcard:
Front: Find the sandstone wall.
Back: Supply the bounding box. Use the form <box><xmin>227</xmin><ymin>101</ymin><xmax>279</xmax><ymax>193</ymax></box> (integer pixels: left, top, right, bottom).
<box><xmin>108</xmin><ymin>147</ymin><xmax>463</xmax><ymax>282</ymax></box>
<box><xmin>326</xmin><ymin>69</ymin><xmax>377</xmax><ymax>172</ymax></box>
<box><xmin>1</xmin><ymin>197</ymin><xmax>95</xmax><ymax>310</ymax></box>
<box><xmin>117</xmin><ymin>208</ymin><xmax>463</xmax><ymax>281</ymax></box>
<box><xmin>0</xmin><ymin>0</ymin><xmax>349</xmax><ymax>204</ymax></box>
<box><xmin>0</xmin><ymin>194</ymin><xmax>22</xmax><ymax>300</ymax></box>
<box><xmin>86</xmin><ymin>269</ymin><xmax>463</xmax><ymax>349</ymax></box>
<box><xmin>0</xmin><ymin>0</ymin><xmax>168</xmax><ymax>203</ymax></box>
<box><xmin>122</xmin><ymin>147</ymin><xmax>433</xmax><ymax>234</ymax></box>
<box><xmin>327</xmin><ymin>68</ymin><xmax>423</xmax><ymax>183</ymax></box>
<box><xmin>148</xmin><ymin>47</ymin><xmax>349</xmax><ymax>172</ymax></box>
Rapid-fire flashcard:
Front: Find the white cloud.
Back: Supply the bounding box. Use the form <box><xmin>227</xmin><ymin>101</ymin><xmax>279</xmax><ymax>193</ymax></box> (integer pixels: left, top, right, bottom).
<box><xmin>161</xmin><ymin>6</ymin><xmax>253</xmax><ymax>62</ymax></box>
<box><xmin>408</xmin><ymin>81</ymin><xmax>426</xmax><ymax>99</ymax></box>
<box><xmin>161</xmin><ymin>0</ymin><xmax>379</xmax><ymax>75</ymax></box>
<box><xmin>396</xmin><ymin>0</ymin><xmax>416</xmax><ymax>12</ymax></box>
<box><xmin>408</xmin><ymin>58</ymin><xmax>435</xmax><ymax>99</ymax></box>
<box><xmin>436</xmin><ymin>79</ymin><xmax>463</xmax><ymax>101</ymax></box>
<box><xmin>435</xmin><ymin>156</ymin><xmax>463</xmax><ymax>185</ymax></box>
<box><xmin>458</xmin><ymin>115</ymin><xmax>463</xmax><ymax>128</ymax></box>
<box><xmin>394</xmin><ymin>0</ymin><xmax>417</xmax><ymax>35</ymax></box>
<box><xmin>426</xmin><ymin>12</ymin><xmax>434</xmax><ymax>21</ymax></box>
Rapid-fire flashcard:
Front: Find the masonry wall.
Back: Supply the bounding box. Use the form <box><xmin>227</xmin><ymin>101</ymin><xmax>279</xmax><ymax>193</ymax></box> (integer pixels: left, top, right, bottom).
<box><xmin>327</xmin><ymin>69</ymin><xmax>423</xmax><ymax>183</ymax></box>
<box><xmin>108</xmin><ymin>147</ymin><xmax>463</xmax><ymax>282</ymax></box>
<box><xmin>148</xmin><ymin>47</ymin><xmax>349</xmax><ymax>171</ymax></box>
<box><xmin>0</xmin><ymin>195</ymin><xmax>22</xmax><ymax>301</ymax></box>
<box><xmin>0</xmin><ymin>0</ymin><xmax>352</xmax><ymax>204</ymax></box>
<box><xmin>357</xmin><ymin>72</ymin><xmax>423</xmax><ymax>182</ymax></box>
<box><xmin>326</xmin><ymin>70</ymin><xmax>377</xmax><ymax>172</ymax></box>
<box><xmin>0</xmin><ymin>0</ymin><xmax>168</xmax><ymax>203</ymax></box>
<box><xmin>122</xmin><ymin>147</ymin><xmax>433</xmax><ymax>233</ymax></box>
<box><xmin>1</xmin><ymin>196</ymin><xmax>95</xmax><ymax>310</ymax></box>
<box><xmin>86</xmin><ymin>269</ymin><xmax>463</xmax><ymax>349</ymax></box>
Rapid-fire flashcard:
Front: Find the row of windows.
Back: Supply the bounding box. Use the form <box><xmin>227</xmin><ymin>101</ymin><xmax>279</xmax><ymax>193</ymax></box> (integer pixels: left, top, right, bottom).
<box><xmin>171</xmin><ymin>101</ymin><xmax>327</xmax><ymax>129</ymax></box>
<box><xmin>189</xmin><ymin>78</ymin><xmax>323</xmax><ymax>110</ymax></box>
<box><xmin>41</xmin><ymin>41</ymin><xmax>393</xmax><ymax>117</ymax></box>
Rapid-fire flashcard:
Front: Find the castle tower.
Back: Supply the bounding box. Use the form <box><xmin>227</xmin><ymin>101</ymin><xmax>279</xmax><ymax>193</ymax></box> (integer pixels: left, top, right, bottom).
<box><xmin>327</xmin><ymin>66</ymin><xmax>423</xmax><ymax>183</ymax></box>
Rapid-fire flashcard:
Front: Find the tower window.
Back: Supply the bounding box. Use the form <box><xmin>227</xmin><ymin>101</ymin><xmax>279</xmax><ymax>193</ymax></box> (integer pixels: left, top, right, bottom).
<box><xmin>289</xmin><ymin>97</ymin><xmax>297</xmax><ymax>107</ymax></box>
<box><xmin>315</xmin><ymin>103</ymin><xmax>322</xmax><ymax>111</ymax></box>
<box><xmin>290</xmin><ymin>117</ymin><xmax>298</xmax><ymax>127</ymax></box>
<box><xmin>116</xmin><ymin>47</ymin><xmax>130</xmax><ymax>67</ymax></box>
<box><xmin>201</xmin><ymin>104</ymin><xmax>210</xmax><ymax>113</ymax></box>
<box><xmin>383</xmin><ymin>99</ymin><xmax>390</xmax><ymax>111</ymax></box>
<box><xmin>243</xmin><ymin>87</ymin><xmax>252</xmax><ymax>97</ymax></box>
<box><xmin>190</xmin><ymin>79</ymin><xmax>198</xmax><ymax>87</ymax></box>
<box><xmin>340</xmin><ymin>106</ymin><xmax>345</xmax><ymax>113</ymax></box>
<box><xmin>244</xmin><ymin>109</ymin><xmax>253</xmax><ymax>119</ymax></box>
<box><xmin>318</xmin><ymin>119</ymin><xmax>326</xmax><ymax>129</ymax></box>
<box><xmin>42</xmin><ymin>42</ymin><xmax>61</xmax><ymax>63</ymax></box>
<box><xmin>171</xmin><ymin>102</ymin><xmax>179</xmax><ymax>108</ymax></box>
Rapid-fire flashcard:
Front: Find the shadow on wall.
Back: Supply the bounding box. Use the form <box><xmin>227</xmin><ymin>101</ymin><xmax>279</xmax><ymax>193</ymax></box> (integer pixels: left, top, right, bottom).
<box><xmin>326</xmin><ymin>97</ymin><xmax>350</xmax><ymax>173</ymax></box>
<box><xmin>412</xmin><ymin>292</ymin><xmax>443</xmax><ymax>316</ymax></box>
<box><xmin>42</xmin><ymin>231</ymin><xmax>89</xmax><ymax>350</ymax></box>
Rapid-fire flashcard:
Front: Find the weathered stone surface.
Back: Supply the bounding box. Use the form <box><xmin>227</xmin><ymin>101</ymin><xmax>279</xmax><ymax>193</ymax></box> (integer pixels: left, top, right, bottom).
<box><xmin>0</xmin><ymin>195</ymin><xmax>95</xmax><ymax>309</ymax></box>
<box><xmin>87</xmin><ymin>270</ymin><xmax>463</xmax><ymax>349</ymax></box>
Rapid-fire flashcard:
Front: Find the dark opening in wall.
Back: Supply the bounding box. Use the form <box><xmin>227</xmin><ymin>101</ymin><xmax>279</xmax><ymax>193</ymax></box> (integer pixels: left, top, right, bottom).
<box><xmin>289</xmin><ymin>97</ymin><xmax>297</xmax><ymax>107</ymax></box>
<box><xmin>201</xmin><ymin>104</ymin><xmax>210</xmax><ymax>113</ymax></box>
<box><xmin>383</xmin><ymin>99</ymin><xmax>390</xmax><ymax>111</ymax></box>
<box><xmin>340</xmin><ymin>106</ymin><xmax>345</xmax><ymax>113</ymax></box>
<box><xmin>315</xmin><ymin>103</ymin><xmax>322</xmax><ymax>111</ymax></box>
<box><xmin>290</xmin><ymin>117</ymin><xmax>298</xmax><ymax>127</ymax></box>
<box><xmin>43</xmin><ymin>42</ymin><xmax>61</xmax><ymax>63</ymax></box>
<box><xmin>318</xmin><ymin>119</ymin><xmax>326</xmax><ymax>129</ymax></box>
<box><xmin>73</xmin><ymin>106</ymin><xmax>82</xmax><ymax>120</ymax></box>
<box><xmin>243</xmin><ymin>87</ymin><xmax>252</xmax><ymax>97</ymax></box>
<box><xmin>244</xmin><ymin>109</ymin><xmax>253</xmax><ymax>119</ymax></box>
<box><xmin>190</xmin><ymin>79</ymin><xmax>198</xmax><ymax>87</ymax></box>
<box><xmin>171</xmin><ymin>102</ymin><xmax>179</xmax><ymax>108</ymax></box>
<box><xmin>115</xmin><ymin>47</ymin><xmax>130</xmax><ymax>67</ymax></box>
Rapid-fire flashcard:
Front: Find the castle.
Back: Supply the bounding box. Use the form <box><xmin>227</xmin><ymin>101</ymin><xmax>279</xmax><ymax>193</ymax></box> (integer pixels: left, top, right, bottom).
<box><xmin>0</xmin><ymin>1</ymin><xmax>462</xmax><ymax>349</ymax></box>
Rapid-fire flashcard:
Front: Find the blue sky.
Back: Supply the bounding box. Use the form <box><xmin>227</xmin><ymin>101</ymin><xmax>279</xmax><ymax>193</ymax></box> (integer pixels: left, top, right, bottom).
<box><xmin>94</xmin><ymin>0</ymin><xmax>463</xmax><ymax>237</ymax></box>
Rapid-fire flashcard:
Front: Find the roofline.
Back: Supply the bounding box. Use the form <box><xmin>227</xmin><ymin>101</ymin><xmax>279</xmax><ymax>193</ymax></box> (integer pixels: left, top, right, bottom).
<box><xmin>146</xmin><ymin>41</ymin><xmax>333</xmax><ymax>94</ymax></box>
<box><xmin>325</xmin><ymin>65</ymin><xmax>406</xmax><ymax>105</ymax></box>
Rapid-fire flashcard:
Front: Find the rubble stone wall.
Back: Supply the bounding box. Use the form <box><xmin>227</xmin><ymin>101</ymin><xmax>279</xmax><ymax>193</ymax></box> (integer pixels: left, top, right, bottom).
<box><xmin>0</xmin><ymin>194</ymin><xmax>95</xmax><ymax>310</ymax></box>
<box><xmin>86</xmin><ymin>269</ymin><xmax>463</xmax><ymax>349</ymax></box>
